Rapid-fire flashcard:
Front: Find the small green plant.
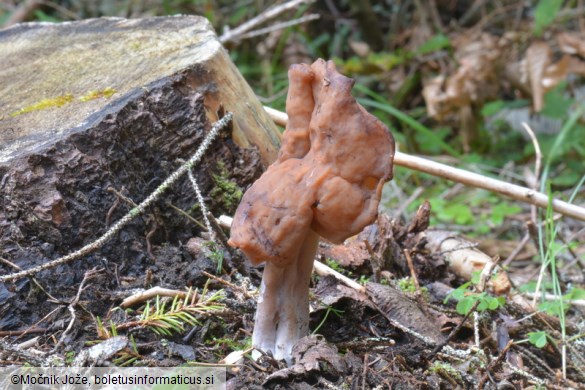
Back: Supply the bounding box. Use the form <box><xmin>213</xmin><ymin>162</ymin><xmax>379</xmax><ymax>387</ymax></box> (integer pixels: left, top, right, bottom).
<box><xmin>325</xmin><ymin>258</ymin><xmax>344</xmax><ymax>273</ymax></box>
<box><xmin>533</xmin><ymin>0</ymin><xmax>563</xmax><ymax>36</ymax></box>
<box><xmin>210</xmin><ymin>162</ymin><xmax>243</xmax><ymax>211</ymax></box>
<box><xmin>94</xmin><ymin>316</ymin><xmax>119</xmax><ymax>340</ymax></box>
<box><xmin>64</xmin><ymin>351</ymin><xmax>75</xmax><ymax>365</ymax></box>
<box><xmin>527</xmin><ymin>331</ymin><xmax>550</xmax><ymax>349</ymax></box>
<box><xmin>397</xmin><ymin>277</ymin><xmax>429</xmax><ymax>299</ymax></box>
<box><xmin>444</xmin><ymin>272</ymin><xmax>506</xmax><ymax>315</ymax></box>
<box><xmin>136</xmin><ymin>286</ymin><xmax>224</xmax><ymax>336</ymax></box>
<box><xmin>428</xmin><ymin>361</ymin><xmax>464</xmax><ymax>385</ymax></box>
<box><xmin>205</xmin><ymin>241</ymin><xmax>224</xmax><ymax>274</ymax></box>
<box><xmin>397</xmin><ymin>277</ymin><xmax>418</xmax><ymax>294</ymax></box>
<box><xmin>209</xmin><ymin>336</ymin><xmax>252</xmax><ymax>351</ymax></box>
<box><xmin>312</xmin><ymin>305</ymin><xmax>344</xmax><ymax>334</ymax></box>
<box><xmin>112</xmin><ymin>335</ymin><xmax>141</xmax><ymax>366</ymax></box>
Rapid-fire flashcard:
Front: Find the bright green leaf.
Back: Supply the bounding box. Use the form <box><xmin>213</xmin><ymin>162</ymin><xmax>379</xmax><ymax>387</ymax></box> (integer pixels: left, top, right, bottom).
<box><xmin>416</xmin><ymin>34</ymin><xmax>451</xmax><ymax>55</ymax></box>
<box><xmin>481</xmin><ymin>100</ymin><xmax>505</xmax><ymax>117</ymax></box>
<box><xmin>528</xmin><ymin>331</ymin><xmax>548</xmax><ymax>348</ymax></box>
<box><xmin>487</xmin><ymin>297</ymin><xmax>501</xmax><ymax>310</ymax></box>
<box><xmin>534</xmin><ymin>0</ymin><xmax>563</xmax><ymax>36</ymax></box>
<box><xmin>456</xmin><ymin>296</ymin><xmax>476</xmax><ymax>315</ymax></box>
<box><xmin>477</xmin><ymin>299</ymin><xmax>489</xmax><ymax>312</ymax></box>
<box><xmin>540</xmin><ymin>84</ymin><xmax>573</xmax><ymax>119</ymax></box>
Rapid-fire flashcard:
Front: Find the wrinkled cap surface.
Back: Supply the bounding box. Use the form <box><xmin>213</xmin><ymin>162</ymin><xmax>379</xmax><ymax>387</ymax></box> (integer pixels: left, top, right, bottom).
<box><xmin>228</xmin><ymin>59</ymin><xmax>395</xmax><ymax>266</ymax></box>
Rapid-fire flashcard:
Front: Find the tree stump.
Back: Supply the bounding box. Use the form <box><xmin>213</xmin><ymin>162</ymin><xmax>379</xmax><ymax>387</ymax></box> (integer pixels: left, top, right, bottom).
<box><xmin>0</xmin><ymin>16</ymin><xmax>279</xmax><ymax>329</ymax></box>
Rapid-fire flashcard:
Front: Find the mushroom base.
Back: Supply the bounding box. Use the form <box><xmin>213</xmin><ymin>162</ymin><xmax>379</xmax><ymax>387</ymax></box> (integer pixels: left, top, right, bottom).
<box><xmin>251</xmin><ymin>229</ymin><xmax>319</xmax><ymax>365</ymax></box>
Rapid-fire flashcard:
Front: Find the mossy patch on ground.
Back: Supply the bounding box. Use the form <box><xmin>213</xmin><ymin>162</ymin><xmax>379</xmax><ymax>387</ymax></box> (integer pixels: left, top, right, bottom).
<box><xmin>210</xmin><ymin>161</ymin><xmax>243</xmax><ymax>212</ymax></box>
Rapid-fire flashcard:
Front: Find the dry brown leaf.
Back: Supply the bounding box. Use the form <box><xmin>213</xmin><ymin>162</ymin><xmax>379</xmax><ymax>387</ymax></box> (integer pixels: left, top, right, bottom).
<box><xmin>567</xmin><ymin>55</ymin><xmax>585</xmax><ymax>75</ymax></box>
<box><xmin>425</xmin><ymin>230</ymin><xmax>511</xmax><ymax>295</ymax></box>
<box><xmin>525</xmin><ymin>41</ymin><xmax>551</xmax><ymax>112</ymax></box>
<box><xmin>321</xmin><ymin>238</ymin><xmax>370</xmax><ymax>269</ymax></box>
<box><xmin>557</xmin><ymin>32</ymin><xmax>585</xmax><ymax>56</ymax></box>
<box><xmin>422</xmin><ymin>33</ymin><xmax>504</xmax><ymax>121</ymax></box>
<box><xmin>542</xmin><ymin>54</ymin><xmax>570</xmax><ymax>89</ymax></box>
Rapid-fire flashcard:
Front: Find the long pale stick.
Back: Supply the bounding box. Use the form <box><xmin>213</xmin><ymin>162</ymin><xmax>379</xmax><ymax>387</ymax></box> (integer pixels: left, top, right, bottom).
<box><xmin>263</xmin><ymin>107</ymin><xmax>585</xmax><ymax>222</ymax></box>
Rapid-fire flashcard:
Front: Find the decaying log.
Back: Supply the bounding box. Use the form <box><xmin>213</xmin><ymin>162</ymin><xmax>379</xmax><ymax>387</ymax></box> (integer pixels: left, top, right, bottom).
<box><xmin>0</xmin><ymin>16</ymin><xmax>279</xmax><ymax>328</ymax></box>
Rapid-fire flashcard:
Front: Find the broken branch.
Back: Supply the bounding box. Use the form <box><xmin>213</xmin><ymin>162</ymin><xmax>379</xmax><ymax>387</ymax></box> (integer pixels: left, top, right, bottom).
<box><xmin>263</xmin><ymin>107</ymin><xmax>585</xmax><ymax>222</ymax></box>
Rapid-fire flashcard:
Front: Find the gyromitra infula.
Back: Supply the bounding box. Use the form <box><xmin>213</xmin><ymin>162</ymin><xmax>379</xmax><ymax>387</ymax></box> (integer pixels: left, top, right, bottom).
<box><xmin>228</xmin><ymin>59</ymin><xmax>395</xmax><ymax>364</ymax></box>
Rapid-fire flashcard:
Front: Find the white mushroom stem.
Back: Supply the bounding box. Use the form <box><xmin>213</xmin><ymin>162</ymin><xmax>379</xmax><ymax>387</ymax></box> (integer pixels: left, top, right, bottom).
<box><xmin>252</xmin><ymin>229</ymin><xmax>319</xmax><ymax>364</ymax></box>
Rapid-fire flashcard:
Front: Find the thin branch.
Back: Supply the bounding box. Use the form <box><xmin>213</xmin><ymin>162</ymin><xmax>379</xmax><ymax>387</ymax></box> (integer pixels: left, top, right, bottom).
<box><xmin>0</xmin><ymin>114</ymin><xmax>233</xmax><ymax>283</ymax></box>
<box><xmin>429</xmin><ymin>299</ymin><xmax>481</xmax><ymax>359</ymax></box>
<box><xmin>52</xmin><ymin>268</ymin><xmax>101</xmax><ymax>352</ymax></box>
<box><xmin>478</xmin><ymin>340</ymin><xmax>514</xmax><ymax>389</ymax></box>
<box><xmin>263</xmin><ymin>107</ymin><xmax>585</xmax><ymax>222</ymax></box>
<box><xmin>4</xmin><ymin>0</ymin><xmax>40</xmax><ymax>27</ymax></box>
<box><xmin>219</xmin><ymin>0</ymin><xmax>316</xmax><ymax>44</ymax></box>
<box><xmin>120</xmin><ymin>287</ymin><xmax>189</xmax><ymax>308</ymax></box>
<box><xmin>237</xmin><ymin>14</ymin><xmax>320</xmax><ymax>41</ymax></box>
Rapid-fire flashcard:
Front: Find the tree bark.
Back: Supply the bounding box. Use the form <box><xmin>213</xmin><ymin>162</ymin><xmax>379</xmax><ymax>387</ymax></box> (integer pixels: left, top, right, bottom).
<box><xmin>0</xmin><ymin>16</ymin><xmax>278</xmax><ymax>329</ymax></box>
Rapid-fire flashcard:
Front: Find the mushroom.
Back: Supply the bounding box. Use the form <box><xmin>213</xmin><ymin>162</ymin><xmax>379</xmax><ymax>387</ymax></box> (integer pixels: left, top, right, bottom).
<box><xmin>228</xmin><ymin>59</ymin><xmax>395</xmax><ymax>364</ymax></box>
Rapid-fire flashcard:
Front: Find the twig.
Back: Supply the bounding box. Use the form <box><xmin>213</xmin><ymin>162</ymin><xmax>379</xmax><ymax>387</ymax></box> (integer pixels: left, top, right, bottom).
<box><xmin>168</xmin><ymin>203</ymin><xmax>207</xmax><ymax>230</ymax></box>
<box><xmin>403</xmin><ymin>249</ymin><xmax>421</xmax><ymax>292</ymax></box>
<box><xmin>206</xmin><ymin>212</ymin><xmax>232</xmax><ymax>254</ymax></box>
<box><xmin>201</xmin><ymin>271</ymin><xmax>252</xmax><ymax>299</ymax></box>
<box><xmin>362</xmin><ymin>353</ymin><xmax>369</xmax><ymax>390</ymax></box>
<box><xmin>503</xmin><ymin>233</ymin><xmax>530</xmax><ymax>267</ymax></box>
<box><xmin>315</xmin><ymin>260</ymin><xmax>366</xmax><ymax>293</ymax></box>
<box><xmin>478</xmin><ymin>340</ymin><xmax>513</xmax><ymax>389</ymax></box>
<box><xmin>263</xmin><ymin>107</ymin><xmax>585</xmax><ymax>221</ymax></box>
<box><xmin>0</xmin><ymin>113</ymin><xmax>233</xmax><ymax>283</ymax></box>
<box><xmin>523</xmin><ymin>292</ymin><xmax>585</xmax><ymax>308</ymax></box>
<box><xmin>120</xmin><ymin>287</ymin><xmax>190</xmax><ymax>308</ymax></box>
<box><xmin>504</xmin><ymin>363</ymin><xmax>546</xmax><ymax>386</ymax></box>
<box><xmin>429</xmin><ymin>299</ymin><xmax>481</xmax><ymax>359</ymax></box>
<box><xmin>52</xmin><ymin>268</ymin><xmax>101</xmax><ymax>352</ymax></box>
<box><xmin>0</xmin><ymin>340</ymin><xmax>46</xmax><ymax>366</ymax></box>
<box><xmin>4</xmin><ymin>0</ymin><xmax>40</xmax><ymax>27</ymax></box>
<box><xmin>219</xmin><ymin>0</ymin><xmax>316</xmax><ymax>44</ymax></box>
<box><xmin>237</xmin><ymin>14</ymin><xmax>320</xmax><ymax>41</ymax></box>
<box><xmin>0</xmin><ymin>328</ymin><xmax>48</xmax><ymax>337</ymax></box>
<box><xmin>107</xmin><ymin>186</ymin><xmax>137</xmax><ymax>207</ymax></box>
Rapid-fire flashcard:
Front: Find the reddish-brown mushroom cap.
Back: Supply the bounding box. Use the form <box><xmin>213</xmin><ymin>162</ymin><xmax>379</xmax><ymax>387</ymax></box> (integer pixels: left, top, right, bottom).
<box><xmin>228</xmin><ymin>59</ymin><xmax>395</xmax><ymax>266</ymax></box>
<box><xmin>227</xmin><ymin>59</ymin><xmax>394</xmax><ymax>364</ymax></box>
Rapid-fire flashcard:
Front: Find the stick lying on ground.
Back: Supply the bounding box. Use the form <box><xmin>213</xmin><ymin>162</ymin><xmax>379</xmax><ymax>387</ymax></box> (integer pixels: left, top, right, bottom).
<box><xmin>264</xmin><ymin>107</ymin><xmax>585</xmax><ymax>222</ymax></box>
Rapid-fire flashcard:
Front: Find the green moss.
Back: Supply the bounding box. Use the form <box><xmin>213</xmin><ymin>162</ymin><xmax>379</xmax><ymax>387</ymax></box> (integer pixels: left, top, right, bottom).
<box><xmin>210</xmin><ymin>162</ymin><xmax>243</xmax><ymax>211</ymax></box>
<box><xmin>79</xmin><ymin>87</ymin><xmax>117</xmax><ymax>102</ymax></box>
<box><xmin>10</xmin><ymin>94</ymin><xmax>74</xmax><ymax>117</ymax></box>
<box><xmin>428</xmin><ymin>362</ymin><xmax>464</xmax><ymax>385</ymax></box>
